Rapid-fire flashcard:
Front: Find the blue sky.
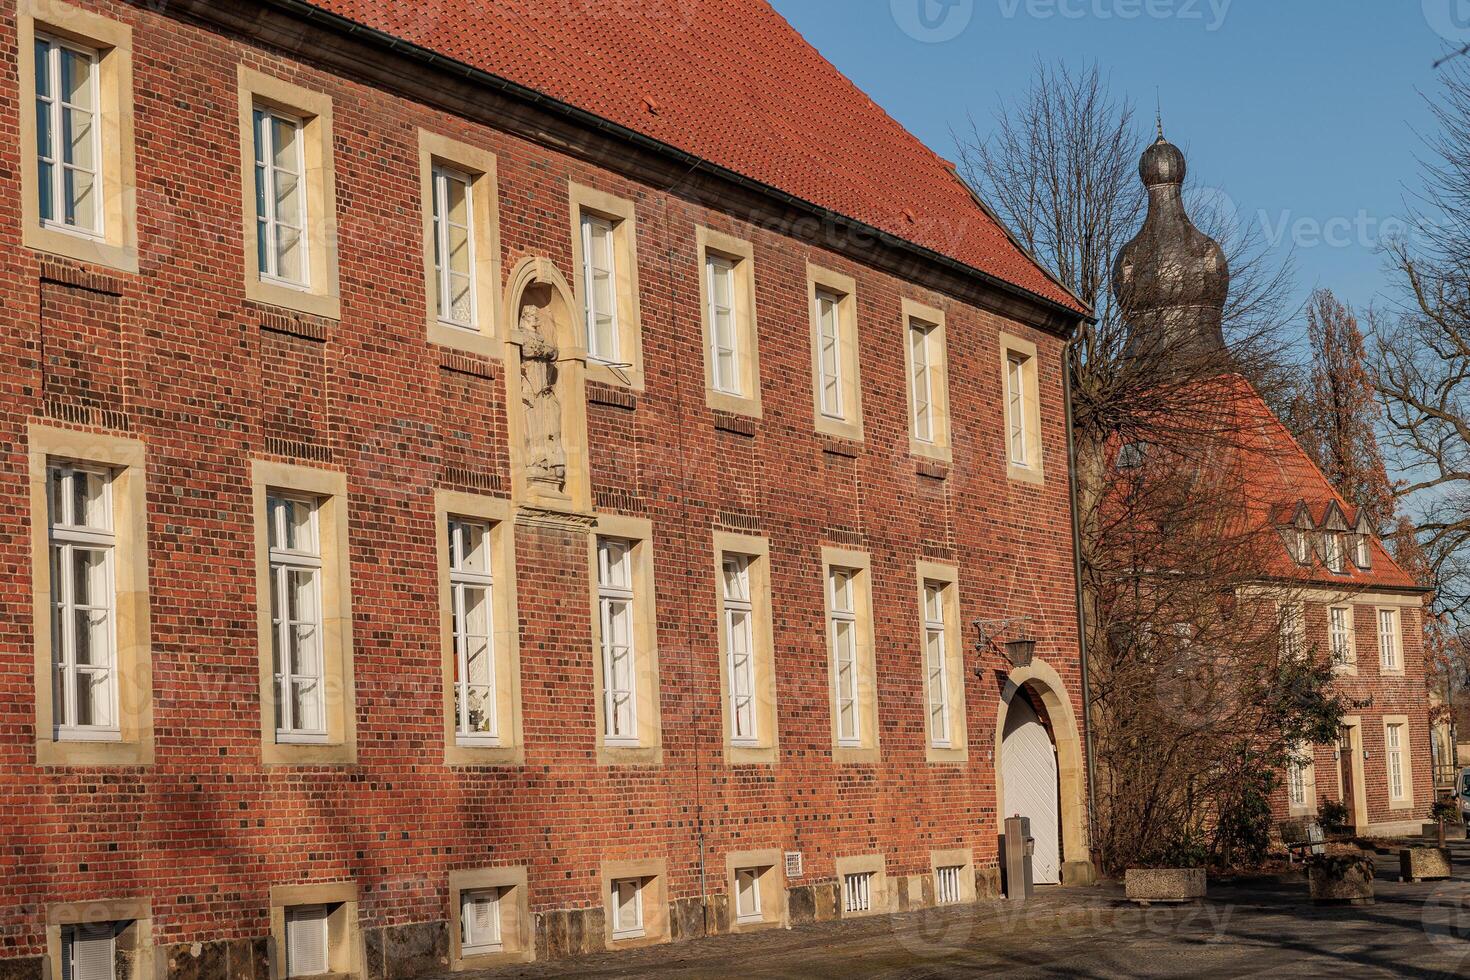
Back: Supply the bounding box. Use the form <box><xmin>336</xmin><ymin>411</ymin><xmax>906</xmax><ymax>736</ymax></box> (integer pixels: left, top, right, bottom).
<box><xmin>768</xmin><ymin>0</ymin><xmax>1463</xmax><ymax>332</ymax></box>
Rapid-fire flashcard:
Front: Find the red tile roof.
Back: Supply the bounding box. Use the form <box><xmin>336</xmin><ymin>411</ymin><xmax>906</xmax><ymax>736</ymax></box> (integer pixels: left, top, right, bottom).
<box><xmin>301</xmin><ymin>0</ymin><xmax>1086</xmax><ymax>315</ymax></box>
<box><xmin>1214</xmin><ymin>377</ymin><xmax>1418</xmax><ymax>591</ymax></box>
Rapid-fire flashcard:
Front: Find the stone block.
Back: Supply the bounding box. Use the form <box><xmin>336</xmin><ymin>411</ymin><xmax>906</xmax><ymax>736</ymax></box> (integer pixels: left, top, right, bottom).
<box><xmin>787</xmin><ymin>885</ymin><xmax>816</xmax><ymax>924</ymax></box>
<box><xmin>384</xmin><ymin>921</ymin><xmax>447</xmax><ymax>979</ymax></box>
<box><xmin>1401</xmin><ymin>847</ymin><xmax>1453</xmax><ymax>883</ymax></box>
<box><xmin>1124</xmin><ymin>868</ymin><xmax>1206</xmax><ymax>905</ymax></box>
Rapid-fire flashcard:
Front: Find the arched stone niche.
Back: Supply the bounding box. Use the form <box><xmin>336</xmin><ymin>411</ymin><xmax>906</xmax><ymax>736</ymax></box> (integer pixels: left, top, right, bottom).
<box><xmin>504</xmin><ymin>257</ymin><xmax>591</xmax><ymax>515</ymax></box>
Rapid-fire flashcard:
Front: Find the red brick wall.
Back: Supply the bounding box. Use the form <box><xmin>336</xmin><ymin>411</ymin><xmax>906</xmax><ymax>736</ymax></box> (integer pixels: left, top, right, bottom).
<box><xmin>1273</xmin><ymin>600</ymin><xmax>1431</xmax><ymax>829</ymax></box>
<box><xmin>0</xmin><ymin>0</ymin><xmax>1085</xmax><ymax>960</ymax></box>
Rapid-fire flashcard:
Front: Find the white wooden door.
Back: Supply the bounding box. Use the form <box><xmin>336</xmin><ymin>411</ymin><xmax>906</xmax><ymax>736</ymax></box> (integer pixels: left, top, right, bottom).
<box><xmin>1001</xmin><ymin>694</ymin><xmax>1061</xmax><ymax>885</ymax></box>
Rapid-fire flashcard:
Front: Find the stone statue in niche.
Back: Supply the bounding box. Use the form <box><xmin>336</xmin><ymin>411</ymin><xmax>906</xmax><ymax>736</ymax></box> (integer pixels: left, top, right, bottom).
<box><xmin>518</xmin><ymin>290</ymin><xmax>566</xmax><ymax>493</ymax></box>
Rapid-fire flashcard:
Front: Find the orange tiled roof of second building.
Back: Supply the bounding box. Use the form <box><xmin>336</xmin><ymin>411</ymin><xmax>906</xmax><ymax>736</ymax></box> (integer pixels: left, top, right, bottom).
<box><xmin>1226</xmin><ymin>376</ymin><xmax>1418</xmax><ymax>591</ymax></box>
<box><xmin>300</xmin><ymin>0</ymin><xmax>1086</xmax><ymax>316</ymax></box>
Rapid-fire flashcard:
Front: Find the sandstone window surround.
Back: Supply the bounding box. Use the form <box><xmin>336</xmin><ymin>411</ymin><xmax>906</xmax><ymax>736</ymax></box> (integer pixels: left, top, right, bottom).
<box><xmin>835</xmin><ymin>854</ymin><xmax>889</xmax><ymax>918</ymax></box>
<box><xmin>29</xmin><ymin>423</ymin><xmax>153</xmax><ymax>767</ymax></box>
<box><xmin>1383</xmin><ymin>715</ymin><xmax>1412</xmax><ymax>810</ymax></box>
<box><xmin>18</xmin><ymin>0</ymin><xmax>138</xmax><ymax>273</ymax></box>
<box><xmin>902</xmin><ymin>298</ymin><xmax>951</xmax><ymax>462</ymax></box>
<box><xmin>1000</xmin><ymin>332</ymin><xmax>1045</xmax><ymax>484</ymax></box>
<box><xmin>45</xmin><ymin>899</ymin><xmax>153</xmax><ymax>980</ymax></box>
<box><xmin>601</xmin><ymin>859</ymin><xmax>669</xmax><ymax>951</ymax></box>
<box><xmin>929</xmin><ymin>847</ymin><xmax>977</xmax><ymax>906</ymax></box>
<box><xmin>420</xmin><ymin>130</ymin><xmax>502</xmax><ymax>357</ymax></box>
<box><xmin>589</xmin><ymin>515</ymin><xmax>662</xmax><ymax>766</ymax></box>
<box><xmin>697</xmin><ymin>227</ymin><xmax>762</xmax><ymax>418</ymax></box>
<box><xmin>251</xmin><ymin>461</ymin><xmax>355</xmax><ymax>765</ymax></box>
<box><xmin>807</xmin><ymin>264</ymin><xmax>864</xmax><ymax>441</ymax></box>
<box><xmin>449</xmin><ymin>867</ymin><xmax>533</xmax><ymax>969</ymax></box>
<box><xmin>1377</xmin><ymin>607</ymin><xmax>1403</xmax><ymax>674</ymax></box>
<box><xmin>237</xmin><ymin>67</ymin><xmax>340</xmax><ymax>320</ymax></box>
<box><xmin>268</xmin><ymin>883</ymin><xmax>358</xmax><ymax>980</ymax></box>
<box><xmin>918</xmin><ymin>561</ymin><xmax>967</xmax><ymax>763</ymax></box>
<box><xmin>435</xmin><ymin>491</ymin><xmax>522</xmax><ymax>767</ymax></box>
<box><xmin>569</xmin><ymin>183</ymin><xmax>644</xmax><ymax>389</ymax></box>
<box><xmin>1329</xmin><ymin>604</ymin><xmax>1356</xmax><ymax>675</ymax></box>
<box><xmin>713</xmin><ymin>532</ymin><xmax>779</xmax><ymax>765</ymax></box>
<box><xmin>725</xmin><ymin>848</ymin><xmax>787</xmax><ymax>933</ymax></box>
<box><xmin>1287</xmin><ymin>743</ymin><xmax>1317</xmax><ymax>817</ymax></box>
<box><xmin>824</xmin><ymin>548</ymin><xmax>879</xmax><ymax>764</ymax></box>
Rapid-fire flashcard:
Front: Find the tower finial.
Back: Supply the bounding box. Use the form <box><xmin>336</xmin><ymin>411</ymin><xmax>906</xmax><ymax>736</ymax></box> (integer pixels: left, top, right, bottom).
<box><xmin>1155</xmin><ymin>87</ymin><xmax>1164</xmax><ymax>141</ymax></box>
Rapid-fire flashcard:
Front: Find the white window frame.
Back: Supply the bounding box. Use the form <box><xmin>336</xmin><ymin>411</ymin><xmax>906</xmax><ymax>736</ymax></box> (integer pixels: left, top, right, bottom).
<box><xmin>283</xmin><ymin>905</ymin><xmax>329</xmax><ymax>978</ymax></box>
<box><xmin>253</xmin><ymin>104</ymin><xmax>309</xmax><ymax>288</ymax></box>
<box><xmin>923</xmin><ymin>582</ymin><xmax>951</xmax><ymax>749</ymax></box>
<box><xmin>734</xmin><ymin>868</ymin><xmax>762</xmax><ymax>922</ymax></box>
<box><xmin>1287</xmin><ymin>747</ymin><xmax>1309</xmax><ymax>808</ymax></box>
<box><xmin>581</xmin><ymin>211</ymin><xmax>621</xmax><ymax>364</ymax></box>
<box><xmin>909</xmin><ymin>320</ymin><xmax>936</xmax><ymax>444</ymax></box>
<box><xmin>1277</xmin><ymin>602</ymin><xmax>1303</xmax><ymax>661</ymax></box>
<box><xmin>1378</xmin><ymin>608</ymin><xmax>1401</xmax><ymax>671</ymax></box>
<box><xmin>829</xmin><ymin>567</ymin><xmax>861</xmax><ymax>747</ymax></box>
<box><xmin>814</xmin><ymin>288</ymin><xmax>844</xmax><ymax>420</ymax></box>
<box><xmin>598</xmin><ymin>537</ymin><xmax>639</xmax><ymax>745</ymax></box>
<box><xmin>459</xmin><ymin>888</ymin><xmax>503</xmax><ymax>956</ymax></box>
<box><xmin>1006</xmin><ymin>352</ymin><xmax>1028</xmax><ymax>467</ymax></box>
<box><xmin>449</xmin><ymin>517</ymin><xmax>497</xmax><ymax>745</ymax></box>
<box><xmin>61</xmin><ymin>922</ymin><xmax>117</xmax><ymax>980</ymax></box>
<box><xmin>431</xmin><ymin>162</ymin><xmax>476</xmax><ymax>329</ymax></box>
<box><xmin>723</xmin><ymin>554</ymin><xmax>758</xmax><ymax>746</ymax></box>
<box><xmin>269</xmin><ymin>493</ymin><xmax>327</xmax><ymax>743</ymax></box>
<box><xmin>1325</xmin><ymin>532</ymin><xmax>1345</xmax><ymax>574</ymax></box>
<box><xmin>1386</xmin><ymin>723</ymin><xmax>1405</xmax><ymax>801</ymax></box>
<box><xmin>34</xmin><ymin>32</ymin><xmax>102</xmax><ymax>239</ymax></box>
<box><xmin>1329</xmin><ymin>606</ymin><xmax>1352</xmax><ymax>667</ymax></box>
<box><xmin>610</xmin><ymin>878</ymin><xmax>645</xmax><ymax>940</ymax></box>
<box><xmin>48</xmin><ymin>462</ymin><xmax>120</xmax><ymax>742</ymax></box>
<box><xmin>935</xmin><ymin>865</ymin><xmax>962</xmax><ymax>906</ymax></box>
<box><xmin>1355</xmin><ymin>533</ymin><xmax>1371</xmax><ymax>568</ymax></box>
<box><xmin>707</xmin><ymin>253</ymin><xmax>741</xmax><ymax>396</ymax></box>
<box><xmin>842</xmin><ymin>871</ymin><xmax>872</xmax><ymax>913</ymax></box>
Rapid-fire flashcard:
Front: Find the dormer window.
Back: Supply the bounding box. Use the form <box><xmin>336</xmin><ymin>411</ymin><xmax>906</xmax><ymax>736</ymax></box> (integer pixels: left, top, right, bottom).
<box><xmin>1324</xmin><ymin>532</ymin><xmax>1346</xmax><ymax>574</ymax></box>
<box><xmin>1354</xmin><ymin>533</ymin><xmax>1371</xmax><ymax>569</ymax></box>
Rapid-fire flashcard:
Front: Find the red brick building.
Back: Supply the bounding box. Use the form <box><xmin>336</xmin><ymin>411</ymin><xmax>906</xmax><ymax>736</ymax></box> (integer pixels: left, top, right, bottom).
<box><xmin>1113</xmin><ymin>134</ymin><xmax>1432</xmax><ymax>838</ymax></box>
<box><xmin>0</xmin><ymin>1</ymin><xmax>1094</xmax><ymax>977</ymax></box>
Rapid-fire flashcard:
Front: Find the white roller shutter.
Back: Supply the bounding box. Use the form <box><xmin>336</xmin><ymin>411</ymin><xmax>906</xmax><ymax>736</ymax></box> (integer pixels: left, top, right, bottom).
<box><xmin>285</xmin><ymin>905</ymin><xmax>329</xmax><ymax>977</ymax></box>
<box><xmin>62</xmin><ymin>925</ymin><xmax>115</xmax><ymax>980</ymax></box>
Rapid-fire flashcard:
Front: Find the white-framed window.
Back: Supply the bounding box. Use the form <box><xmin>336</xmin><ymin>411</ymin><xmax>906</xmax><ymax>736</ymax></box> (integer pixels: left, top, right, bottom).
<box><xmin>459</xmin><ymin>888</ymin><xmax>502</xmax><ymax>956</ymax></box>
<box><xmin>1325</xmin><ymin>533</ymin><xmax>1345</xmax><ymax>574</ymax></box>
<box><xmin>284</xmin><ymin>905</ymin><xmax>329</xmax><ymax>978</ymax></box>
<box><xmin>1288</xmin><ymin>760</ymin><xmax>1307</xmax><ymax>807</ymax></box>
<box><xmin>935</xmin><ymin>865</ymin><xmax>962</xmax><ymax>906</ymax></box>
<box><xmin>909</xmin><ymin>320</ymin><xmax>937</xmax><ymax>444</ymax></box>
<box><xmin>581</xmin><ymin>212</ymin><xmax>620</xmax><ymax>363</ymax></box>
<box><xmin>610</xmin><ymin>878</ymin><xmax>644</xmax><ymax>939</ymax></box>
<box><xmin>843</xmin><ymin>871</ymin><xmax>872</xmax><ymax>913</ymax></box>
<box><xmin>734</xmin><ymin>868</ymin><xmax>762</xmax><ymax>922</ymax></box>
<box><xmin>449</xmin><ymin>517</ymin><xmax>496</xmax><ymax>744</ymax></box>
<box><xmin>47</xmin><ymin>463</ymin><xmax>119</xmax><ymax>741</ymax></box>
<box><xmin>598</xmin><ymin>537</ymin><xmax>638</xmax><ymax>744</ymax></box>
<box><xmin>923</xmin><ymin>582</ymin><xmax>950</xmax><ymax>748</ymax></box>
<box><xmin>1329</xmin><ymin>606</ymin><xmax>1352</xmax><ymax>667</ymax></box>
<box><xmin>1006</xmin><ymin>352</ymin><xmax>1028</xmax><ymax>466</ymax></box>
<box><xmin>252</xmin><ymin>105</ymin><xmax>308</xmax><ymax>287</ymax></box>
<box><xmin>268</xmin><ymin>493</ymin><xmax>326</xmax><ymax>742</ymax></box>
<box><xmin>722</xmin><ymin>554</ymin><xmax>758</xmax><ymax>745</ymax></box>
<box><xmin>61</xmin><ymin>921</ymin><xmax>116</xmax><ymax>980</ymax></box>
<box><xmin>707</xmin><ymin>253</ymin><xmax>741</xmax><ymax>395</ymax></box>
<box><xmin>814</xmin><ymin>288</ymin><xmax>844</xmax><ymax>420</ymax></box>
<box><xmin>431</xmin><ymin>163</ymin><xmax>475</xmax><ymax>328</ymax></box>
<box><xmin>1386</xmin><ymin>723</ymin><xmax>1405</xmax><ymax>800</ymax></box>
<box><xmin>1277</xmin><ymin>602</ymin><xmax>1303</xmax><ymax>661</ymax></box>
<box><xmin>829</xmin><ymin>567</ymin><xmax>860</xmax><ymax>746</ymax></box>
<box><xmin>1378</xmin><ymin>609</ymin><xmax>1401</xmax><ymax>671</ymax></box>
<box><xmin>34</xmin><ymin>33</ymin><xmax>101</xmax><ymax>238</ymax></box>
<box><xmin>1355</xmin><ymin>533</ymin><xmax>1371</xmax><ymax>568</ymax></box>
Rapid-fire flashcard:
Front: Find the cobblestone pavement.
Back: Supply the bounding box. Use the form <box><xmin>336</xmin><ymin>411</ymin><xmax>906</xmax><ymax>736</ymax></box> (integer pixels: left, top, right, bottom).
<box><xmin>454</xmin><ymin>842</ymin><xmax>1470</xmax><ymax>979</ymax></box>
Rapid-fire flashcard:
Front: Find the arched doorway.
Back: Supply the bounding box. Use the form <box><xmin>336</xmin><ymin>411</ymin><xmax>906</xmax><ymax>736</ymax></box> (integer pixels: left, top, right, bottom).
<box><xmin>994</xmin><ymin>659</ymin><xmax>1091</xmax><ymax>886</ymax></box>
<box><xmin>1001</xmin><ymin>691</ymin><xmax>1061</xmax><ymax>883</ymax></box>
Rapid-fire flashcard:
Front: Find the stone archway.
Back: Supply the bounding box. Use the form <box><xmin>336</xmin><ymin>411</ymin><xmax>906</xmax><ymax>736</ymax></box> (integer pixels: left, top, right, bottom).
<box><xmin>993</xmin><ymin>658</ymin><xmax>1092</xmax><ymax>885</ymax></box>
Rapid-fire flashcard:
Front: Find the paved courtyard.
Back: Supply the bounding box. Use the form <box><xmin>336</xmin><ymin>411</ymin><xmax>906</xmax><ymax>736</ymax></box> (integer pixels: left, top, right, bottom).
<box><xmin>457</xmin><ymin>842</ymin><xmax>1470</xmax><ymax>979</ymax></box>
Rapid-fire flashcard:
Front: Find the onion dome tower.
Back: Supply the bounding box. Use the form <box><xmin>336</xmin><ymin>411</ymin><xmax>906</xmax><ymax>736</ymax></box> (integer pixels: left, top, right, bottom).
<box><xmin>1113</xmin><ymin>126</ymin><xmax>1230</xmax><ymax>362</ymax></box>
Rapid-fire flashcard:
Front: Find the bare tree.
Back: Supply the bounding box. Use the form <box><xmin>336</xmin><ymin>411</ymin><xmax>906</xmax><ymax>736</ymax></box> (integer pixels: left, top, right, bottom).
<box><xmin>1375</xmin><ymin>59</ymin><xmax>1470</xmax><ymax>620</ymax></box>
<box><xmin>955</xmin><ymin>62</ymin><xmax>1338</xmax><ymax>871</ymax></box>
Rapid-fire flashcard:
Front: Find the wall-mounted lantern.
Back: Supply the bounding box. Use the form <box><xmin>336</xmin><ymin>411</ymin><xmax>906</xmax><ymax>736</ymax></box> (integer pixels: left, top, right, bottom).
<box><xmin>975</xmin><ymin>617</ymin><xmax>1035</xmax><ymax>674</ymax></box>
<box><xmin>1004</xmin><ymin>639</ymin><xmax>1037</xmax><ymax>669</ymax></box>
